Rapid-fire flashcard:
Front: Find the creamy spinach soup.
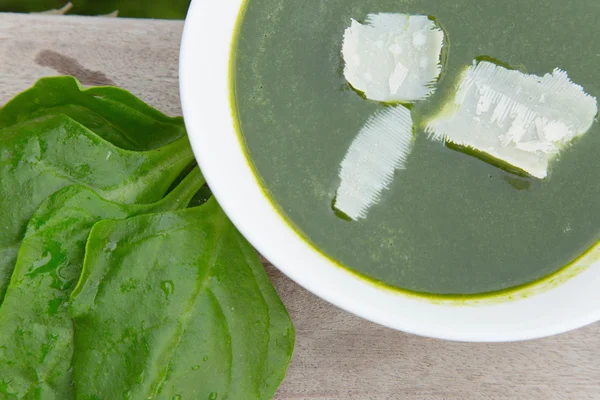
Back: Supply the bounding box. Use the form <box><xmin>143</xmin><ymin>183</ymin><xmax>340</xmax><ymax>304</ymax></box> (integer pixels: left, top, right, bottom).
<box><xmin>231</xmin><ymin>0</ymin><xmax>600</xmax><ymax>295</ymax></box>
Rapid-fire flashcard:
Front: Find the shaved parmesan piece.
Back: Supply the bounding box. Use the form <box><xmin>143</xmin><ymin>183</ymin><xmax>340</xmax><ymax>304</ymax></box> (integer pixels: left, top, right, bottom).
<box><xmin>342</xmin><ymin>13</ymin><xmax>445</xmax><ymax>103</ymax></box>
<box><xmin>335</xmin><ymin>105</ymin><xmax>414</xmax><ymax>221</ymax></box>
<box><xmin>426</xmin><ymin>61</ymin><xmax>598</xmax><ymax>178</ymax></box>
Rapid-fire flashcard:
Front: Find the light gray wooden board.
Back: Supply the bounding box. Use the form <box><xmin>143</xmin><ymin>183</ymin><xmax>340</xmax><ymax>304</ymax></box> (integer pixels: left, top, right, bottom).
<box><xmin>0</xmin><ymin>13</ymin><xmax>598</xmax><ymax>400</ymax></box>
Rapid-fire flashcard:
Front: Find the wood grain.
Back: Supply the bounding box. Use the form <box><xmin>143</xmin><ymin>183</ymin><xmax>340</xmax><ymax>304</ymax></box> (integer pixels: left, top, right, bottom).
<box><xmin>1</xmin><ymin>13</ymin><xmax>599</xmax><ymax>400</ymax></box>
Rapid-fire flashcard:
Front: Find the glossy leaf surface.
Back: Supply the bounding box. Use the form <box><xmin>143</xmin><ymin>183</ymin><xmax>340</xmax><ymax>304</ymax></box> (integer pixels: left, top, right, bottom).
<box><xmin>0</xmin><ymin>168</ymin><xmax>204</xmax><ymax>399</ymax></box>
<box><xmin>0</xmin><ymin>114</ymin><xmax>194</xmax><ymax>302</ymax></box>
<box><xmin>70</xmin><ymin>199</ymin><xmax>295</xmax><ymax>400</ymax></box>
<box><xmin>0</xmin><ymin>76</ymin><xmax>186</xmax><ymax>150</ymax></box>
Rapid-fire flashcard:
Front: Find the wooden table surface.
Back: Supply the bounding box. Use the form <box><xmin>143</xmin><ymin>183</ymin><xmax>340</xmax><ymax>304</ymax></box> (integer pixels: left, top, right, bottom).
<box><xmin>0</xmin><ymin>13</ymin><xmax>599</xmax><ymax>400</ymax></box>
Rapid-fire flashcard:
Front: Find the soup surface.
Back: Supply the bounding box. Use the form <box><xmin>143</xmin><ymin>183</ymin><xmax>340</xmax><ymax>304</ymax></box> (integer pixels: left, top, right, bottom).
<box><xmin>231</xmin><ymin>0</ymin><xmax>600</xmax><ymax>295</ymax></box>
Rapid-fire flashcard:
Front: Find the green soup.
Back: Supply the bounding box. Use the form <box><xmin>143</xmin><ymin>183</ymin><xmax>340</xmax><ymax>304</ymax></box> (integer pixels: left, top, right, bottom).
<box><xmin>231</xmin><ymin>0</ymin><xmax>600</xmax><ymax>295</ymax></box>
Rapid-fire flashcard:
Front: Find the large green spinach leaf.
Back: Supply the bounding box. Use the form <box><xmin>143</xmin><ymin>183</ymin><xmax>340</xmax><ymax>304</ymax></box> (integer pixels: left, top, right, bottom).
<box><xmin>0</xmin><ymin>114</ymin><xmax>194</xmax><ymax>302</ymax></box>
<box><xmin>0</xmin><ymin>0</ymin><xmax>191</xmax><ymax>19</ymax></box>
<box><xmin>70</xmin><ymin>199</ymin><xmax>295</xmax><ymax>400</ymax></box>
<box><xmin>0</xmin><ymin>77</ymin><xmax>186</xmax><ymax>150</ymax></box>
<box><xmin>0</xmin><ymin>168</ymin><xmax>204</xmax><ymax>399</ymax></box>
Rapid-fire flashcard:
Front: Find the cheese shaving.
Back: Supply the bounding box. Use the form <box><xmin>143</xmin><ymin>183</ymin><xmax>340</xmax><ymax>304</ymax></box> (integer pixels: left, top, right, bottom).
<box><xmin>342</xmin><ymin>13</ymin><xmax>445</xmax><ymax>103</ymax></box>
<box><xmin>335</xmin><ymin>105</ymin><xmax>414</xmax><ymax>220</ymax></box>
<box><xmin>426</xmin><ymin>61</ymin><xmax>598</xmax><ymax>178</ymax></box>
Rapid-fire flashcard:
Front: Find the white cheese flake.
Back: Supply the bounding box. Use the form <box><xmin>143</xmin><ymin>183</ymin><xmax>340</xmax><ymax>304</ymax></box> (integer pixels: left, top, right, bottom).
<box><xmin>342</xmin><ymin>13</ymin><xmax>445</xmax><ymax>103</ymax></box>
<box><xmin>335</xmin><ymin>105</ymin><xmax>414</xmax><ymax>221</ymax></box>
<box><xmin>426</xmin><ymin>61</ymin><xmax>598</xmax><ymax>178</ymax></box>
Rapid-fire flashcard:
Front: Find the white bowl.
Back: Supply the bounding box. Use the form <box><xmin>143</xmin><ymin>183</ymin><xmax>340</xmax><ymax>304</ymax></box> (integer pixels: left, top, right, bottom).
<box><xmin>179</xmin><ymin>0</ymin><xmax>600</xmax><ymax>342</ymax></box>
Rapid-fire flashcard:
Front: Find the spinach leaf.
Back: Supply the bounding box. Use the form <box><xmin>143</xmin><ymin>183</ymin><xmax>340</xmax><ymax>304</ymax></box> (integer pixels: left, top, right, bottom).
<box><xmin>70</xmin><ymin>199</ymin><xmax>295</xmax><ymax>400</ymax></box>
<box><xmin>0</xmin><ymin>168</ymin><xmax>204</xmax><ymax>399</ymax></box>
<box><xmin>0</xmin><ymin>0</ymin><xmax>191</xmax><ymax>19</ymax></box>
<box><xmin>0</xmin><ymin>76</ymin><xmax>186</xmax><ymax>150</ymax></box>
<box><xmin>0</xmin><ymin>114</ymin><xmax>194</xmax><ymax>302</ymax></box>
<box><xmin>187</xmin><ymin>183</ymin><xmax>213</xmax><ymax>208</ymax></box>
